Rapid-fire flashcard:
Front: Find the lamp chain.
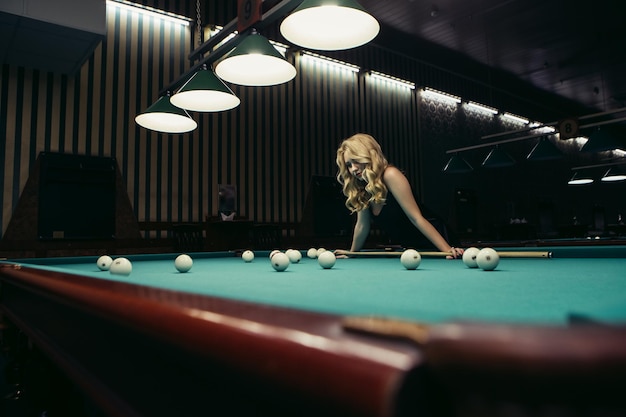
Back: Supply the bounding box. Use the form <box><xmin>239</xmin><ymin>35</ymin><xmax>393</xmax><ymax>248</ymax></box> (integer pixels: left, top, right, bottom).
<box><xmin>196</xmin><ymin>0</ymin><xmax>202</xmax><ymax>48</ymax></box>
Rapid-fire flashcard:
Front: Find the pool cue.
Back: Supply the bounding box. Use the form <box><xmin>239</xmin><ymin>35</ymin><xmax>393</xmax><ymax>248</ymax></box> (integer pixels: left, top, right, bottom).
<box><xmin>343</xmin><ymin>250</ymin><xmax>552</xmax><ymax>258</ymax></box>
<box><xmin>342</xmin><ymin>316</ymin><xmax>431</xmax><ymax>345</ymax></box>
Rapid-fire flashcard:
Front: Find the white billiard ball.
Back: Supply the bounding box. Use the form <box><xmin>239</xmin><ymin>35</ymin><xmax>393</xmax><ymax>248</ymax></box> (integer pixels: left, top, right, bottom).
<box><xmin>109</xmin><ymin>257</ymin><xmax>132</xmax><ymax>276</ymax></box>
<box><xmin>242</xmin><ymin>250</ymin><xmax>255</xmax><ymax>262</ymax></box>
<box><xmin>286</xmin><ymin>249</ymin><xmax>302</xmax><ymax>263</ymax></box>
<box><xmin>96</xmin><ymin>255</ymin><xmax>113</xmax><ymax>271</ymax></box>
<box><xmin>269</xmin><ymin>250</ymin><xmax>281</xmax><ymax>259</ymax></box>
<box><xmin>174</xmin><ymin>254</ymin><xmax>193</xmax><ymax>273</ymax></box>
<box><xmin>271</xmin><ymin>252</ymin><xmax>290</xmax><ymax>272</ymax></box>
<box><xmin>476</xmin><ymin>248</ymin><xmax>499</xmax><ymax>271</ymax></box>
<box><xmin>317</xmin><ymin>251</ymin><xmax>336</xmax><ymax>269</ymax></box>
<box><xmin>307</xmin><ymin>248</ymin><xmax>318</xmax><ymax>258</ymax></box>
<box><xmin>462</xmin><ymin>247</ymin><xmax>480</xmax><ymax>268</ymax></box>
<box><xmin>316</xmin><ymin>248</ymin><xmax>327</xmax><ymax>257</ymax></box>
<box><xmin>400</xmin><ymin>249</ymin><xmax>421</xmax><ymax>270</ymax></box>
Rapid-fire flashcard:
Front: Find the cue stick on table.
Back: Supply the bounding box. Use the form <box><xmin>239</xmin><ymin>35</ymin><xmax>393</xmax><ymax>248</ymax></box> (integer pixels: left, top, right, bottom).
<box><xmin>342</xmin><ymin>316</ymin><xmax>431</xmax><ymax>345</ymax></box>
<box><xmin>342</xmin><ymin>250</ymin><xmax>552</xmax><ymax>258</ymax></box>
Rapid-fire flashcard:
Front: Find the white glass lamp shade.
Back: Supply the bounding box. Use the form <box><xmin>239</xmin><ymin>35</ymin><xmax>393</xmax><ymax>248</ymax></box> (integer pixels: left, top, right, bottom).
<box><xmin>280</xmin><ymin>0</ymin><xmax>380</xmax><ymax>51</ymax></box>
<box><xmin>214</xmin><ymin>33</ymin><xmax>297</xmax><ymax>86</ymax></box>
<box><xmin>601</xmin><ymin>166</ymin><xmax>626</xmax><ymax>182</ymax></box>
<box><xmin>568</xmin><ymin>171</ymin><xmax>594</xmax><ymax>185</ymax></box>
<box><xmin>135</xmin><ymin>95</ymin><xmax>197</xmax><ymax>133</ymax></box>
<box><xmin>170</xmin><ymin>69</ymin><xmax>240</xmax><ymax>112</ymax></box>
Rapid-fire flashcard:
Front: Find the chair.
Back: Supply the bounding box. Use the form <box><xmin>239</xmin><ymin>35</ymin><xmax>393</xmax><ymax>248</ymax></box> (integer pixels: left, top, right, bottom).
<box><xmin>171</xmin><ymin>224</ymin><xmax>204</xmax><ymax>253</ymax></box>
<box><xmin>251</xmin><ymin>224</ymin><xmax>281</xmax><ymax>250</ymax></box>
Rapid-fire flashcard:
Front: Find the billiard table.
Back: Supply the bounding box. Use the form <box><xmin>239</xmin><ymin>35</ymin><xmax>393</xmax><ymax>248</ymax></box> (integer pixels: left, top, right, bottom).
<box><xmin>1</xmin><ymin>246</ymin><xmax>625</xmax><ymax>417</ymax></box>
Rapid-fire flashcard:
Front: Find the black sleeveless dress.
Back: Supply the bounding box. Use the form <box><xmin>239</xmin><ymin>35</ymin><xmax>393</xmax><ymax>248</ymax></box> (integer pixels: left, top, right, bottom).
<box><xmin>369</xmin><ymin>191</ymin><xmax>454</xmax><ymax>250</ymax></box>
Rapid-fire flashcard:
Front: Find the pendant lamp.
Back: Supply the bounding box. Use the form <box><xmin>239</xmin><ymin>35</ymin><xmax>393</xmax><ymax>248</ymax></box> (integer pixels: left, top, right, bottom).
<box><xmin>581</xmin><ymin>127</ymin><xmax>623</xmax><ymax>153</ymax></box>
<box><xmin>601</xmin><ymin>165</ymin><xmax>626</xmax><ymax>182</ymax></box>
<box><xmin>214</xmin><ymin>31</ymin><xmax>297</xmax><ymax>86</ymax></box>
<box><xmin>135</xmin><ymin>93</ymin><xmax>197</xmax><ymax>133</ymax></box>
<box><xmin>280</xmin><ymin>0</ymin><xmax>379</xmax><ymax>50</ymax></box>
<box><xmin>481</xmin><ymin>147</ymin><xmax>515</xmax><ymax>168</ymax></box>
<box><xmin>568</xmin><ymin>171</ymin><xmax>594</xmax><ymax>185</ymax></box>
<box><xmin>526</xmin><ymin>136</ymin><xmax>563</xmax><ymax>161</ymax></box>
<box><xmin>170</xmin><ymin>66</ymin><xmax>240</xmax><ymax>112</ymax></box>
<box><xmin>442</xmin><ymin>154</ymin><xmax>473</xmax><ymax>173</ymax></box>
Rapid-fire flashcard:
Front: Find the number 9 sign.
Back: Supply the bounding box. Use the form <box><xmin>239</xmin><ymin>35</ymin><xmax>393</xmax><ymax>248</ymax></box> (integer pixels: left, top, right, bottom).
<box><xmin>238</xmin><ymin>0</ymin><xmax>262</xmax><ymax>32</ymax></box>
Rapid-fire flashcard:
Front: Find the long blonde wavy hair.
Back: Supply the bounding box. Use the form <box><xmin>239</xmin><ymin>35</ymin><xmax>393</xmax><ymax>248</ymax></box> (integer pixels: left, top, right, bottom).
<box><xmin>336</xmin><ymin>133</ymin><xmax>389</xmax><ymax>213</ymax></box>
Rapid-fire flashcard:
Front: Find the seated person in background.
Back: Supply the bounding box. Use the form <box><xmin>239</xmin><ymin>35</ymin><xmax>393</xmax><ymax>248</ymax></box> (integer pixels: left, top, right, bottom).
<box><xmin>334</xmin><ymin>133</ymin><xmax>463</xmax><ymax>259</ymax></box>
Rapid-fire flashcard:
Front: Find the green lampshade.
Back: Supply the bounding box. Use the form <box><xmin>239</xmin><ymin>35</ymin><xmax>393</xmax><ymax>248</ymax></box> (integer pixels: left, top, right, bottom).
<box><xmin>442</xmin><ymin>154</ymin><xmax>473</xmax><ymax>173</ymax></box>
<box><xmin>135</xmin><ymin>94</ymin><xmax>197</xmax><ymax>133</ymax></box>
<box><xmin>481</xmin><ymin>147</ymin><xmax>515</xmax><ymax>168</ymax></box>
<box><xmin>214</xmin><ymin>32</ymin><xmax>296</xmax><ymax>86</ymax></box>
<box><xmin>280</xmin><ymin>0</ymin><xmax>379</xmax><ymax>50</ymax></box>
<box><xmin>568</xmin><ymin>170</ymin><xmax>595</xmax><ymax>185</ymax></box>
<box><xmin>601</xmin><ymin>165</ymin><xmax>626</xmax><ymax>182</ymax></box>
<box><xmin>170</xmin><ymin>68</ymin><xmax>240</xmax><ymax>112</ymax></box>
<box><xmin>526</xmin><ymin>136</ymin><xmax>563</xmax><ymax>161</ymax></box>
<box><xmin>581</xmin><ymin>127</ymin><xmax>624</xmax><ymax>153</ymax></box>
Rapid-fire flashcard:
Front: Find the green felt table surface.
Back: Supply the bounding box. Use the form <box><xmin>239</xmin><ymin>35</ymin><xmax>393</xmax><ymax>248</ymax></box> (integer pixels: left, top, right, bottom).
<box><xmin>8</xmin><ymin>245</ymin><xmax>626</xmax><ymax>326</ymax></box>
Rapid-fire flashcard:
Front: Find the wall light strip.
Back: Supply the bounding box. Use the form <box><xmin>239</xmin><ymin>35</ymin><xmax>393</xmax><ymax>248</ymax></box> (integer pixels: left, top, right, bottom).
<box><xmin>270</xmin><ymin>40</ymin><xmax>290</xmax><ymax>56</ymax></box>
<box><xmin>538</xmin><ymin>126</ymin><xmax>556</xmax><ymax>134</ymax></box>
<box><xmin>370</xmin><ymin>71</ymin><xmax>415</xmax><ymax>90</ymax></box>
<box><xmin>208</xmin><ymin>26</ymin><xmax>238</xmax><ymax>51</ymax></box>
<box><xmin>106</xmin><ymin>0</ymin><xmax>191</xmax><ymax>26</ymax></box>
<box><xmin>466</xmin><ymin>101</ymin><xmax>498</xmax><ymax>115</ymax></box>
<box><xmin>502</xmin><ymin>112</ymin><xmax>529</xmax><ymax>124</ymax></box>
<box><xmin>301</xmin><ymin>51</ymin><xmax>360</xmax><ymax>73</ymax></box>
<box><xmin>421</xmin><ymin>87</ymin><xmax>461</xmax><ymax>104</ymax></box>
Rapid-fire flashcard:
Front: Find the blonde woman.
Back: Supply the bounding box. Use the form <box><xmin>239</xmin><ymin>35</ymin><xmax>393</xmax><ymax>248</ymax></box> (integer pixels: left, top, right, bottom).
<box><xmin>335</xmin><ymin>133</ymin><xmax>463</xmax><ymax>259</ymax></box>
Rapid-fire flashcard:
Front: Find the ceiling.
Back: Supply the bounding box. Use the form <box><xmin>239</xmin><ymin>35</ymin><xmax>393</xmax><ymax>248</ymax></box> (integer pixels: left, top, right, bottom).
<box><xmin>357</xmin><ymin>0</ymin><xmax>626</xmax><ymax>114</ymax></box>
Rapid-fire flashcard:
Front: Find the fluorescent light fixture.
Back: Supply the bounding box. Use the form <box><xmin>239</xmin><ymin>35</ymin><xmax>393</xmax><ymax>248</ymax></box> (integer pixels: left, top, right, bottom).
<box><xmin>370</xmin><ymin>71</ymin><xmax>415</xmax><ymax>90</ymax></box>
<box><xmin>466</xmin><ymin>101</ymin><xmax>498</xmax><ymax>115</ymax></box>
<box><xmin>539</xmin><ymin>126</ymin><xmax>557</xmax><ymax>134</ymax></box>
<box><xmin>573</xmin><ymin>136</ymin><xmax>589</xmax><ymax>148</ymax></box>
<box><xmin>501</xmin><ymin>112</ymin><xmax>529</xmax><ymax>124</ymax></box>
<box><xmin>208</xmin><ymin>26</ymin><xmax>238</xmax><ymax>51</ymax></box>
<box><xmin>106</xmin><ymin>0</ymin><xmax>191</xmax><ymax>26</ymax></box>
<box><xmin>270</xmin><ymin>40</ymin><xmax>290</xmax><ymax>56</ymax></box>
<box><xmin>300</xmin><ymin>51</ymin><xmax>360</xmax><ymax>73</ymax></box>
<box><xmin>280</xmin><ymin>0</ymin><xmax>380</xmax><ymax>51</ymax></box>
<box><xmin>421</xmin><ymin>88</ymin><xmax>461</xmax><ymax>104</ymax></box>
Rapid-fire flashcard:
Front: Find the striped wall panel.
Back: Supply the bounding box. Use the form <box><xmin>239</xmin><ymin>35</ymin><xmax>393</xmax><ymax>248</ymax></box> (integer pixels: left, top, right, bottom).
<box><xmin>0</xmin><ymin>2</ymin><xmax>421</xmax><ymax>239</ymax></box>
<box><xmin>1</xmin><ymin>4</ymin><xmax>193</xmax><ymax>238</ymax></box>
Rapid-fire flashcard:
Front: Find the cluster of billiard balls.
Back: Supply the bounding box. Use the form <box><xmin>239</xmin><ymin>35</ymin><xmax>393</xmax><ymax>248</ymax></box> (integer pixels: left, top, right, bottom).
<box><xmin>95</xmin><ymin>246</ymin><xmax>499</xmax><ymax>276</ymax></box>
<box><xmin>461</xmin><ymin>247</ymin><xmax>499</xmax><ymax>271</ymax></box>
<box><xmin>96</xmin><ymin>254</ymin><xmax>194</xmax><ymax>275</ymax></box>
<box><xmin>96</xmin><ymin>255</ymin><xmax>133</xmax><ymax>275</ymax></box>
<box><xmin>240</xmin><ymin>248</ymin><xmax>337</xmax><ymax>271</ymax></box>
<box><xmin>399</xmin><ymin>247</ymin><xmax>499</xmax><ymax>271</ymax></box>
